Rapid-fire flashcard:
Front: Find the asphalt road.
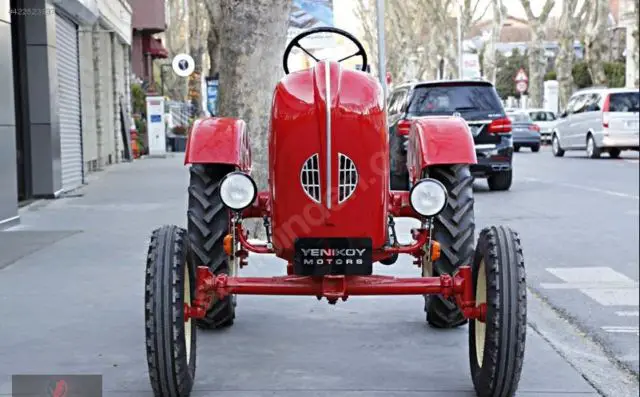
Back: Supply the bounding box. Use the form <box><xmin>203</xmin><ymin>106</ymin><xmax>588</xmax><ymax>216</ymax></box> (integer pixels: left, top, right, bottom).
<box><xmin>0</xmin><ymin>152</ymin><xmax>637</xmax><ymax>397</ymax></box>
<box><xmin>474</xmin><ymin>145</ymin><xmax>639</xmax><ymax>375</ymax></box>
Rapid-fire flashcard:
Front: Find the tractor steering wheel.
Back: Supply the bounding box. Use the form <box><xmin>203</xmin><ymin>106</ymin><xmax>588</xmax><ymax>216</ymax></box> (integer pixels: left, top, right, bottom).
<box><xmin>282</xmin><ymin>27</ymin><xmax>368</xmax><ymax>74</ymax></box>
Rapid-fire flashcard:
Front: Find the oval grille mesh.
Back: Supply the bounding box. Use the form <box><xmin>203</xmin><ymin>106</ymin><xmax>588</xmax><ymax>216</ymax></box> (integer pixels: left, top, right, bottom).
<box><xmin>338</xmin><ymin>153</ymin><xmax>358</xmax><ymax>203</ymax></box>
<box><xmin>300</xmin><ymin>154</ymin><xmax>321</xmax><ymax>203</ymax></box>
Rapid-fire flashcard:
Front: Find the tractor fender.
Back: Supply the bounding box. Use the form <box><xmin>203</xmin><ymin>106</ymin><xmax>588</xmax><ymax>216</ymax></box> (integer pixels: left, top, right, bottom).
<box><xmin>184</xmin><ymin>117</ymin><xmax>252</xmax><ymax>172</ymax></box>
<box><xmin>406</xmin><ymin>117</ymin><xmax>477</xmax><ymax>183</ymax></box>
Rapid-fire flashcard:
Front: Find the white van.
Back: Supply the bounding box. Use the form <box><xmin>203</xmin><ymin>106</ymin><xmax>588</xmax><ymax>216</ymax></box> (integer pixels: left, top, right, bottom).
<box><xmin>551</xmin><ymin>87</ymin><xmax>639</xmax><ymax>158</ymax></box>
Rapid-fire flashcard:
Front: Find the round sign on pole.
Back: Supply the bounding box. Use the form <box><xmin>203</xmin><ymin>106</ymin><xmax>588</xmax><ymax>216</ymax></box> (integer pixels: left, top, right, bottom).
<box><xmin>516</xmin><ymin>81</ymin><xmax>528</xmax><ymax>94</ymax></box>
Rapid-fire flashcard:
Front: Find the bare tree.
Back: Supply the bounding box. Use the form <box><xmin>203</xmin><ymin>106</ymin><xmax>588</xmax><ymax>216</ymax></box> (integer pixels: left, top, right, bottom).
<box><xmin>584</xmin><ymin>0</ymin><xmax>610</xmax><ymax>85</ymax></box>
<box><xmin>483</xmin><ymin>0</ymin><xmax>507</xmax><ymax>84</ymax></box>
<box><xmin>163</xmin><ymin>0</ymin><xmax>189</xmax><ymax>100</ymax></box>
<box><xmin>204</xmin><ymin>0</ymin><xmax>222</xmax><ymax>77</ymax></box>
<box><xmin>556</xmin><ymin>0</ymin><xmax>590</xmax><ymax>110</ymax></box>
<box><xmin>520</xmin><ymin>0</ymin><xmax>556</xmax><ymax>108</ymax></box>
<box><xmin>217</xmin><ymin>0</ymin><xmax>292</xmax><ymax>191</ymax></box>
<box><xmin>188</xmin><ymin>0</ymin><xmax>208</xmax><ymax>115</ymax></box>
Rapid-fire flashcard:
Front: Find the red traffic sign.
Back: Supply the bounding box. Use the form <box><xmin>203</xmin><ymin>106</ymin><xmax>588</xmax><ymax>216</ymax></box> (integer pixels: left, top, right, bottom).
<box><xmin>516</xmin><ymin>80</ymin><xmax>528</xmax><ymax>93</ymax></box>
<box><xmin>514</xmin><ymin>68</ymin><xmax>528</xmax><ymax>82</ymax></box>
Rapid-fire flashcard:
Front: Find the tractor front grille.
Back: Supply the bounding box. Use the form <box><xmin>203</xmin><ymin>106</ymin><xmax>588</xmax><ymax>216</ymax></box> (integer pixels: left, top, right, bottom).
<box><xmin>300</xmin><ymin>153</ymin><xmax>321</xmax><ymax>203</ymax></box>
<box><xmin>338</xmin><ymin>153</ymin><xmax>358</xmax><ymax>203</ymax></box>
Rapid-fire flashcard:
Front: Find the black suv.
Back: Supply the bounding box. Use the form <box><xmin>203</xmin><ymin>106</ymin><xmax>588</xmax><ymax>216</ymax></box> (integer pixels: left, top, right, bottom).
<box><xmin>387</xmin><ymin>80</ymin><xmax>513</xmax><ymax>191</ymax></box>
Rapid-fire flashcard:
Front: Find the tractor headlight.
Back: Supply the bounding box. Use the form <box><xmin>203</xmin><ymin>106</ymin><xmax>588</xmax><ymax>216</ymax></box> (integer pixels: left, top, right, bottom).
<box><xmin>409</xmin><ymin>178</ymin><xmax>448</xmax><ymax>217</ymax></box>
<box><xmin>219</xmin><ymin>172</ymin><xmax>257</xmax><ymax>211</ymax></box>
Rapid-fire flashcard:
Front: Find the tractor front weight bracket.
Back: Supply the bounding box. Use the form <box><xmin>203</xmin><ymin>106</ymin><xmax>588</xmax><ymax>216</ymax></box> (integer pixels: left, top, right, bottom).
<box><xmin>186</xmin><ymin>264</ymin><xmax>487</xmax><ymax>322</ymax></box>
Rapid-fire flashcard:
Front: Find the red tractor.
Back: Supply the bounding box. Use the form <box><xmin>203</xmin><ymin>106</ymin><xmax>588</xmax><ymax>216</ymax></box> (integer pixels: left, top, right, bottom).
<box><xmin>145</xmin><ymin>28</ymin><xmax>527</xmax><ymax>397</ymax></box>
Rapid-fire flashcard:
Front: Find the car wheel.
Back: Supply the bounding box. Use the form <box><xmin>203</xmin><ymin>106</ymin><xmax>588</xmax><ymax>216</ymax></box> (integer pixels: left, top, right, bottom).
<box><xmin>423</xmin><ymin>164</ymin><xmax>475</xmax><ymax>329</ymax></box>
<box><xmin>586</xmin><ymin>134</ymin><xmax>601</xmax><ymax>158</ymax></box>
<box><xmin>488</xmin><ymin>170</ymin><xmax>512</xmax><ymax>191</ymax></box>
<box><xmin>609</xmin><ymin>148</ymin><xmax>621</xmax><ymax>158</ymax></box>
<box><xmin>531</xmin><ymin>144</ymin><xmax>540</xmax><ymax>152</ymax></box>
<box><xmin>551</xmin><ymin>134</ymin><xmax>565</xmax><ymax>157</ymax></box>
<box><xmin>188</xmin><ymin>164</ymin><xmax>236</xmax><ymax>329</ymax></box>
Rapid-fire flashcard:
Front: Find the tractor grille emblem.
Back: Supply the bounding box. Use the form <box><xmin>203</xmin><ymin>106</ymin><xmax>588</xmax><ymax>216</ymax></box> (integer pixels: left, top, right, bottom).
<box><xmin>338</xmin><ymin>153</ymin><xmax>358</xmax><ymax>203</ymax></box>
<box><xmin>301</xmin><ymin>154</ymin><xmax>321</xmax><ymax>203</ymax></box>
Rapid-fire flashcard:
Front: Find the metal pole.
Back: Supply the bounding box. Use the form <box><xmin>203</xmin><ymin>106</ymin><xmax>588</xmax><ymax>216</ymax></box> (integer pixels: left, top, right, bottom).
<box><xmin>376</xmin><ymin>0</ymin><xmax>387</xmax><ymax>105</ymax></box>
<box><xmin>457</xmin><ymin>3</ymin><xmax>463</xmax><ymax>78</ymax></box>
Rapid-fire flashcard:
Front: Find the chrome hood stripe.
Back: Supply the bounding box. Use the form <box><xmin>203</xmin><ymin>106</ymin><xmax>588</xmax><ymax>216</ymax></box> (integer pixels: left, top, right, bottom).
<box><xmin>325</xmin><ymin>60</ymin><xmax>332</xmax><ymax>209</ymax></box>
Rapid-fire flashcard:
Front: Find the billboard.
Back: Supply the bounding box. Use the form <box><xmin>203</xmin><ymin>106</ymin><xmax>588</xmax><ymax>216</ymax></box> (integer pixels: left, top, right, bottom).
<box><xmin>287</xmin><ymin>0</ymin><xmax>335</xmax><ymax>49</ymax></box>
<box><xmin>461</xmin><ymin>53</ymin><xmax>481</xmax><ymax>79</ymax></box>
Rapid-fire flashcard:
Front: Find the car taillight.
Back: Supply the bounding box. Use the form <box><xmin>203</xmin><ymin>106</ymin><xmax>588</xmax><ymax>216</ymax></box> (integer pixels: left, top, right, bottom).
<box><xmin>602</xmin><ymin>94</ymin><xmax>610</xmax><ymax>128</ymax></box>
<box><xmin>529</xmin><ymin>124</ymin><xmax>540</xmax><ymax>132</ymax></box>
<box><xmin>488</xmin><ymin>117</ymin><xmax>512</xmax><ymax>134</ymax></box>
<box><xmin>397</xmin><ymin>119</ymin><xmax>412</xmax><ymax>136</ymax></box>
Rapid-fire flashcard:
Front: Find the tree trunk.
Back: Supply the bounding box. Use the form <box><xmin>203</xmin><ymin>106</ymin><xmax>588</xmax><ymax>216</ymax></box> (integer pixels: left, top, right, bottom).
<box><xmin>527</xmin><ymin>21</ymin><xmax>546</xmax><ymax>108</ymax></box>
<box><xmin>188</xmin><ymin>0</ymin><xmax>206</xmax><ymax>115</ymax></box>
<box><xmin>483</xmin><ymin>0</ymin><xmax>505</xmax><ymax>84</ymax></box>
<box><xmin>217</xmin><ymin>0</ymin><xmax>292</xmax><ymax>191</ymax></box>
<box><xmin>556</xmin><ymin>0</ymin><xmax>579</xmax><ymax>110</ymax></box>
<box><xmin>585</xmin><ymin>0</ymin><xmax>610</xmax><ymax>85</ymax></box>
<box><xmin>205</xmin><ymin>0</ymin><xmax>221</xmax><ymax>77</ymax></box>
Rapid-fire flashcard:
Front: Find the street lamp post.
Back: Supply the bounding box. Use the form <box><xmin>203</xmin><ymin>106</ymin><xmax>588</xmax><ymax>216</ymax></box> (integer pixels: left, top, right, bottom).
<box><xmin>375</xmin><ymin>0</ymin><xmax>387</xmax><ymax>106</ymax></box>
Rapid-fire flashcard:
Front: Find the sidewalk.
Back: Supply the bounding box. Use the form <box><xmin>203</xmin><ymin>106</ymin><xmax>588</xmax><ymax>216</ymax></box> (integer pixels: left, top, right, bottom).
<box><xmin>0</xmin><ymin>155</ymin><xmax>602</xmax><ymax>396</ymax></box>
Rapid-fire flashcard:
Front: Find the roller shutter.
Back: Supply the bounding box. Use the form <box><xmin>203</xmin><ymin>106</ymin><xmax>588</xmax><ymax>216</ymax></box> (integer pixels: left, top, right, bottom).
<box><xmin>55</xmin><ymin>12</ymin><xmax>83</xmax><ymax>191</ymax></box>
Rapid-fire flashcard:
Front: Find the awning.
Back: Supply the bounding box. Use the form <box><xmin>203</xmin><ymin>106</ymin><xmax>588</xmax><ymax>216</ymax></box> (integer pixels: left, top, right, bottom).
<box><xmin>143</xmin><ymin>36</ymin><xmax>168</xmax><ymax>59</ymax></box>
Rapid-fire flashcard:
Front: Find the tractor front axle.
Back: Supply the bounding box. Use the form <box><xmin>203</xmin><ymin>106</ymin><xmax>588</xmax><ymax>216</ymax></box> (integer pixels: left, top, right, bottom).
<box><xmin>185</xmin><ymin>265</ymin><xmax>486</xmax><ymax>322</ymax></box>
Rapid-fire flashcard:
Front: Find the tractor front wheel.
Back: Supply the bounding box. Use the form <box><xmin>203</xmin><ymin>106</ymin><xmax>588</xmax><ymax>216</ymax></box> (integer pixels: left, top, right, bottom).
<box><xmin>188</xmin><ymin>164</ymin><xmax>236</xmax><ymax>329</ymax></box>
<box><xmin>145</xmin><ymin>225</ymin><xmax>196</xmax><ymax>397</ymax></box>
<box><xmin>424</xmin><ymin>164</ymin><xmax>475</xmax><ymax>328</ymax></box>
<box><xmin>468</xmin><ymin>225</ymin><xmax>526</xmax><ymax>397</ymax></box>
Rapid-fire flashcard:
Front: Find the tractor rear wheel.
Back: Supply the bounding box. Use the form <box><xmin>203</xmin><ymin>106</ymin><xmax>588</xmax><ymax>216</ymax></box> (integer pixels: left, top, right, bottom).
<box><xmin>424</xmin><ymin>164</ymin><xmax>475</xmax><ymax>328</ymax></box>
<box><xmin>469</xmin><ymin>225</ymin><xmax>526</xmax><ymax>397</ymax></box>
<box><xmin>188</xmin><ymin>164</ymin><xmax>236</xmax><ymax>329</ymax></box>
<box><xmin>145</xmin><ymin>225</ymin><xmax>196</xmax><ymax>397</ymax></box>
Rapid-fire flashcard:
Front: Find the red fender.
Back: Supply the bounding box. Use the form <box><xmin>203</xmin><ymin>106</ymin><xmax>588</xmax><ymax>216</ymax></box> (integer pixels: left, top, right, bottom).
<box><xmin>407</xmin><ymin>117</ymin><xmax>477</xmax><ymax>184</ymax></box>
<box><xmin>184</xmin><ymin>117</ymin><xmax>252</xmax><ymax>172</ymax></box>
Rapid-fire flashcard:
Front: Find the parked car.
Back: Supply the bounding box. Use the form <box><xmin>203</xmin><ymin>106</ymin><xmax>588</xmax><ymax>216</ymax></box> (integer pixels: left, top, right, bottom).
<box><xmin>506</xmin><ymin>110</ymin><xmax>541</xmax><ymax>152</ymax></box>
<box><xmin>551</xmin><ymin>87</ymin><xmax>640</xmax><ymax>158</ymax></box>
<box><xmin>388</xmin><ymin>79</ymin><xmax>514</xmax><ymax>191</ymax></box>
<box><xmin>526</xmin><ymin>108</ymin><xmax>557</xmax><ymax>143</ymax></box>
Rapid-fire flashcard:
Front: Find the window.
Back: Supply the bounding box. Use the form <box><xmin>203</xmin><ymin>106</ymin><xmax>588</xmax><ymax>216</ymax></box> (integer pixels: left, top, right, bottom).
<box><xmin>507</xmin><ymin>112</ymin><xmax>532</xmax><ymax>123</ymax></box>
<box><xmin>569</xmin><ymin>94</ymin><xmax>589</xmax><ymax>114</ymax></box>
<box><xmin>387</xmin><ymin>90</ymin><xmax>406</xmax><ymax>115</ymax></box>
<box><xmin>529</xmin><ymin>111</ymin><xmax>556</xmax><ymax>122</ymax></box>
<box><xmin>608</xmin><ymin>92</ymin><xmax>640</xmax><ymax>112</ymax></box>
<box><xmin>585</xmin><ymin>94</ymin><xmax>601</xmax><ymax>112</ymax></box>
<box><xmin>407</xmin><ymin>84</ymin><xmax>504</xmax><ymax>119</ymax></box>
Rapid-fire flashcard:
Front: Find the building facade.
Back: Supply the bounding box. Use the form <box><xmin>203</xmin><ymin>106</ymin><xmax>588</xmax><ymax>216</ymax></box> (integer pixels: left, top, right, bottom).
<box><xmin>0</xmin><ymin>0</ymin><xmax>133</xmax><ymax>230</ymax></box>
<box><xmin>130</xmin><ymin>0</ymin><xmax>168</xmax><ymax>88</ymax></box>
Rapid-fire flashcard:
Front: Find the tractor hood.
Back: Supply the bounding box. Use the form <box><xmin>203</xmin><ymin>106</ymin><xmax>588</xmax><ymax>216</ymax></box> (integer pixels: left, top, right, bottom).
<box><xmin>267</xmin><ymin>61</ymin><xmax>389</xmax><ymax>260</ymax></box>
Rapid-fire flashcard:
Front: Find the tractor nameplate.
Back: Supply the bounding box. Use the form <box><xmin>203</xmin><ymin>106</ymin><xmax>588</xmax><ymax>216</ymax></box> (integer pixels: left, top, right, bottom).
<box><xmin>294</xmin><ymin>237</ymin><xmax>373</xmax><ymax>276</ymax></box>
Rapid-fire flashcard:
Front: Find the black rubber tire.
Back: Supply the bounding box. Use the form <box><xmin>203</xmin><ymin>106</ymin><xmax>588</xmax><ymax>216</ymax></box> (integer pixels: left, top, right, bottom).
<box><xmin>487</xmin><ymin>170</ymin><xmax>512</xmax><ymax>191</ymax></box>
<box><xmin>531</xmin><ymin>144</ymin><xmax>540</xmax><ymax>152</ymax></box>
<box><xmin>145</xmin><ymin>225</ymin><xmax>197</xmax><ymax>397</ymax></box>
<box><xmin>187</xmin><ymin>164</ymin><xmax>236</xmax><ymax>329</ymax></box>
<box><xmin>513</xmin><ymin>145</ymin><xmax>520</xmax><ymax>152</ymax></box>
<box><xmin>424</xmin><ymin>164</ymin><xmax>475</xmax><ymax>328</ymax></box>
<box><xmin>587</xmin><ymin>134</ymin><xmax>601</xmax><ymax>159</ymax></box>
<box><xmin>551</xmin><ymin>134</ymin><xmax>565</xmax><ymax>157</ymax></box>
<box><xmin>469</xmin><ymin>225</ymin><xmax>527</xmax><ymax>397</ymax></box>
<box><xmin>609</xmin><ymin>148</ymin><xmax>621</xmax><ymax>158</ymax></box>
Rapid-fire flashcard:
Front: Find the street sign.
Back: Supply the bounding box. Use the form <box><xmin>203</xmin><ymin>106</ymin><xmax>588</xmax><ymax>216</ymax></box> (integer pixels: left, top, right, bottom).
<box><xmin>516</xmin><ymin>81</ymin><xmax>528</xmax><ymax>94</ymax></box>
<box><xmin>514</xmin><ymin>68</ymin><xmax>528</xmax><ymax>82</ymax></box>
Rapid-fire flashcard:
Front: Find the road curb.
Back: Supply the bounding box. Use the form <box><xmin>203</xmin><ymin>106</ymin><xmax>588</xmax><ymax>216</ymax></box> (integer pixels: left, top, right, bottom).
<box><xmin>527</xmin><ymin>287</ymin><xmax>639</xmax><ymax>397</ymax></box>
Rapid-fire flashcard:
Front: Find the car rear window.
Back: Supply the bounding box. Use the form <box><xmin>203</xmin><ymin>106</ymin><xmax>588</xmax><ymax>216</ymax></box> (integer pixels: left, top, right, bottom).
<box><xmin>529</xmin><ymin>111</ymin><xmax>556</xmax><ymax>121</ymax></box>
<box><xmin>407</xmin><ymin>84</ymin><xmax>504</xmax><ymax>118</ymax></box>
<box><xmin>608</xmin><ymin>92</ymin><xmax>640</xmax><ymax>112</ymax></box>
<box><xmin>507</xmin><ymin>113</ymin><xmax>531</xmax><ymax>123</ymax></box>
